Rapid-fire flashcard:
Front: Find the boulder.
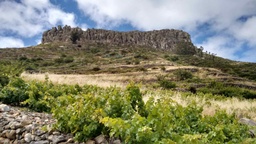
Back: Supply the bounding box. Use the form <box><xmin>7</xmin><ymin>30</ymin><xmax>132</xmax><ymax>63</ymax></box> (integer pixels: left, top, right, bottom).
<box><xmin>0</xmin><ymin>104</ymin><xmax>10</xmax><ymax>112</ymax></box>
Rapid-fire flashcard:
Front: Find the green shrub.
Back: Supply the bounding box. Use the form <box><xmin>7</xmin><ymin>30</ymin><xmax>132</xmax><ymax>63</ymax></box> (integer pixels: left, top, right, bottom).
<box><xmin>0</xmin><ymin>78</ymin><xmax>29</xmax><ymax>105</ymax></box>
<box><xmin>0</xmin><ymin>62</ymin><xmax>24</xmax><ymax>77</ymax></box>
<box><xmin>134</xmin><ymin>54</ymin><xmax>149</xmax><ymax>60</ymax></box>
<box><xmin>92</xmin><ymin>67</ymin><xmax>101</xmax><ymax>71</ymax></box>
<box><xmin>52</xmin><ymin>84</ymin><xmax>142</xmax><ymax>141</ymax></box>
<box><xmin>63</xmin><ymin>57</ymin><xmax>74</xmax><ymax>63</ymax></box>
<box><xmin>54</xmin><ymin>57</ymin><xmax>64</xmax><ymax>63</ymax></box>
<box><xmin>242</xmin><ymin>90</ymin><xmax>256</xmax><ymax>99</ymax></box>
<box><xmin>159</xmin><ymin>79</ymin><xmax>176</xmax><ymax>89</ymax></box>
<box><xmin>0</xmin><ymin>75</ymin><xmax>9</xmax><ymax>88</ymax></box>
<box><xmin>160</xmin><ymin>66</ymin><xmax>166</xmax><ymax>71</ymax></box>
<box><xmin>70</xmin><ymin>31</ymin><xmax>81</xmax><ymax>44</ymax></box>
<box><xmin>134</xmin><ymin>59</ymin><xmax>140</xmax><ymax>65</ymax></box>
<box><xmin>198</xmin><ymin>81</ymin><xmax>256</xmax><ymax>99</ymax></box>
<box><xmin>19</xmin><ymin>56</ymin><xmax>29</xmax><ymax>61</ymax></box>
<box><xmin>165</xmin><ymin>55</ymin><xmax>179</xmax><ymax>62</ymax></box>
<box><xmin>170</xmin><ymin>56</ymin><xmax>179</xmax><ymax>61</ymax></box>
<box><xmin>90</xmin><ymin>48</ymin><xmax>100</xmax><ymax>54</ymax></box>
<box><xmin>189</xmin><ymin>86</ymin><xmax>197</xmax><ymax>94</ymax></box>
<box><xmin>174</xmin><ymin>69</ymin><xmax>193</xmax><ymax>80</ymax></box>
<box><xmin>157</xmin><ymin>75</ymin><xmax>176</xmax><ymax>89</ymax></box>
<box><xmin>0</xmin><ymin>79</ymin><xmax>251</xmax><ymax>143</ymax></box>
<box><xmin>101</xmin><ymin>97</ymin><xmax>250</xmax><ymax>143</ymax></box>
<box><xmin>54</xmin><ymin>57</ymin><xmax>74</xmax><ymax>64</ymax></box>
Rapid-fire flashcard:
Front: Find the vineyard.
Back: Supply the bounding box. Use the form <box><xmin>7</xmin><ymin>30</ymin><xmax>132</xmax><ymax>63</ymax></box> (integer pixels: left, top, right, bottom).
<box><xmin>1</xmin><ymin>72</ymin><xmax>256</xmax><ymax>143</ymax></box>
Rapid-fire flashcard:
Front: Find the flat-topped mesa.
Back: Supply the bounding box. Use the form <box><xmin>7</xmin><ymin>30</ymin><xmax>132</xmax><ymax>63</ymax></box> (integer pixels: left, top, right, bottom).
<box><xmin>42</xmin><ymin>25</ymin><xmax>192</xmax><ymax>50</ymax></box>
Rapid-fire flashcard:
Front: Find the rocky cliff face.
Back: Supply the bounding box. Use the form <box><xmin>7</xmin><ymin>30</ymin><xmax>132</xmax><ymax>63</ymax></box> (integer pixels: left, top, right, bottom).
<box><xmin>42</xmin><ymin>25</ymin><xmax>192</xmax><ymax>50</ymax></box>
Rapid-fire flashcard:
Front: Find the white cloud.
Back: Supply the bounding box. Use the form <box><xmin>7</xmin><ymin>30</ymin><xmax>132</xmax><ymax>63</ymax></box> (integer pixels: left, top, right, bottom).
<box><xmin>48</xmin><ymin>9</ymin><xmax>76</xmax><ymax>27</ymax></box>
<box><xmin>75</xmin><ymin>0</ymin><xmax>256</xmax><ymax>31</ymax></box>
<box><xmin>75</xmin><ymin>0</ymin><xmax>256</xmax><ymax>62</ymax></box>
<box><xmin>0</xmin><ymin>0</ymin><xmax>76</xmax><ymax>38</ymax></box>
<box><xmin>0</xmin><ymin>37</ymin><xmax>25</xmax><ymax>48</ymax></box>
<box><xmin>198</xmin><ymin>36</ymin><xmax>242</xmax><ymax>60</ymax></box>
<box><xmin>231</xmin><ymin>16</ymin><xmax>256</xmax><ymax>47</ymax></box>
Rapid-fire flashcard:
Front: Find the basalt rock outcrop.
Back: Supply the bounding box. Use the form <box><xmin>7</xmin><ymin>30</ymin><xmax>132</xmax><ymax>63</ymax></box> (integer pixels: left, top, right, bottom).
<box><xmin>42</xmin><ymin>25</ymin><xmax>192</xmax><ymax>50</ymax></box>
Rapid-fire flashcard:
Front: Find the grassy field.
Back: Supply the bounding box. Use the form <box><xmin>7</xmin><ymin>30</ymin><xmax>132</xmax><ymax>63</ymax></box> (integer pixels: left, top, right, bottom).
<box><xmin>21</xmin><ymin>72</ymin><xmax>256</xmax><ymax>121</ymax></box>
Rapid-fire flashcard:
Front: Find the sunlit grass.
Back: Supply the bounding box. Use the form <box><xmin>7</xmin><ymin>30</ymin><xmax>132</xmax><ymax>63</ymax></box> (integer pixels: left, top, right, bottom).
<box><xmin>21</xmin><ymin>72</ymin><xmax>256</xmax><ymax>121</ymax></box>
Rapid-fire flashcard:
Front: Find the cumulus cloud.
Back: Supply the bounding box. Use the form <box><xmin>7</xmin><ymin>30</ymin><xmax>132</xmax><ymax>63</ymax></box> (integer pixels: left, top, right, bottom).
<box><xmin>75</xmin><ymin>0</ymin><xmax>256</xmax><ymax>62</ymax></box>
<box><xmin>231</xmin><ymin>16</ymin><xmax>256</xmax><ymax>46</ymax></box>
<box><xmin>0</xmin><ymin>0</ymin><xmax>76</xmax><ymax>38</ymax></box>
<box><xmin>75</xmin><ymin>0</ymin><xmax>256</xmax><ymax>31</ymax></box>
<box><xmin>0</xmin><ymin>37</ymin><xmax>25</xmax><ymax>48</ymax></box>
<box><xmin>199</xmin><ymin>35</ymin><xmax>242</xmax><ymax>60</ymax></box>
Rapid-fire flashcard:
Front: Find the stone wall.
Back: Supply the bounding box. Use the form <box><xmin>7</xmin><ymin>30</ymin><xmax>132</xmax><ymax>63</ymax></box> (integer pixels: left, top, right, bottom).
<box><xmin>42</xmin><ymin>25</ymin><xmax>192</xmax><ymax>50</ymax></box>
<box><xmin>0</xmin><ymin>104</ymin><xmax>121</xmax><ymax>144</ymax></box>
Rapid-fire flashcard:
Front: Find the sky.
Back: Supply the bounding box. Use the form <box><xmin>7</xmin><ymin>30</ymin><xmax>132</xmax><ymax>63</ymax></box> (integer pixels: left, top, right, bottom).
<box><xmin>0</xmin><ymin>0</ymin><xmax>256</xmax><ymax>62</ymax></box>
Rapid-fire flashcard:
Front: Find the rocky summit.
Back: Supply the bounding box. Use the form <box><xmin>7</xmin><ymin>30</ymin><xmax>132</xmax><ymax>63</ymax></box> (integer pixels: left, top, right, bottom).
<box><xmin>42</xmin><ymin>25</ymin><xmax>191</xmax><ymax>50</ymax></box>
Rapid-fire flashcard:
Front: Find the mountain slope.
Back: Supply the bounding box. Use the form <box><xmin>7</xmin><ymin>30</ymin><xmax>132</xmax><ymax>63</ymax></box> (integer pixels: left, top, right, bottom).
<box><xmin>1</xmin><ymin>27</ymin><xmax>256</xmax><ymax>98</ymax></box>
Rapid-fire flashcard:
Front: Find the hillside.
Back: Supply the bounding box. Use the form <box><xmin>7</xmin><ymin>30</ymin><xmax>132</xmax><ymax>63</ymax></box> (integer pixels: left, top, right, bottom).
<box><xmin>0</xmin><ymin>26</ymin><xmax>255</xmax><ymax>79</ymax></box>
<box><xmin>1</xmin><ymin>26</ymin><xmax>256</xmax><ymax>143</ymax></box>
<box><xmin>0</xmin><ymin>26</ymin><xmax>256</xmax><ymax>96</ymax></box>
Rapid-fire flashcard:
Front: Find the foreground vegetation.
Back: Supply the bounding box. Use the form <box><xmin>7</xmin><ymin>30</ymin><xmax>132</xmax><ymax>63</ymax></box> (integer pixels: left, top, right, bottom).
<box><xmin>1</xmin><ymin>75</ymin><xmax>256</xmax><ymax>143</ymax></box>
<box><xmin>1</xmin><ymin>43</ymin><xmax>256</xmax><ymax>143</ymax></box>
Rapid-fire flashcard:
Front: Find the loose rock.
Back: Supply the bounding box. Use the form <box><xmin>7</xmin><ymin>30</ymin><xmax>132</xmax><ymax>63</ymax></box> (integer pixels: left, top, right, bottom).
<box><xmin>0</xmin><ymin>104</ymin><xmax>10</xmax><ymax>112</ymax></box>
<box><xmin>0</xmin><ymin>104</ymin><xmax>121</xmax><ymax>144</ymax></box>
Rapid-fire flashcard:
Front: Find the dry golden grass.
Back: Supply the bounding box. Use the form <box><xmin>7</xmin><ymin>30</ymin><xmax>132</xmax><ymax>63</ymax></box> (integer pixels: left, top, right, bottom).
<box><xmin>21</xmin><ymin>71</ymin><xmax>162</xmax><ymax>88</ymax></box>
<box><xmin>21</xmin><ymin>72</ymin><xmax>128</xmax><ymax>88</ymax></box>
<box><xmin>21</xmin><ymin>72</ymin><xmax>256</xmax><ymax>120</ymax></box>
<box><xmin>144</xmin><ymin>90</ymin><xmax>256</xmax><ymax>120</ymax></box>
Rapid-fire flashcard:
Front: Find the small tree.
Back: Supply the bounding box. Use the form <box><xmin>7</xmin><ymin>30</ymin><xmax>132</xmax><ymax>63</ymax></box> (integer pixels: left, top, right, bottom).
<box><xmin>70</xmin><ymin>31</ymin><xmax>81</xmax><ymax>44</ymax></box>
<box><xmin>174</xmin><ymin>69</ymin><xmax>193</xmax><ymax>80</ymax></box>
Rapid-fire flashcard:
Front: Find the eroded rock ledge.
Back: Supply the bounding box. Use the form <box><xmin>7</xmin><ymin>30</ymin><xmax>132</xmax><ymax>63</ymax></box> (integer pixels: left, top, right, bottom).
<box><xmin>42</xmin><ymin>25</ymin><xmax>191</xmax><ymax>50</ymax></box>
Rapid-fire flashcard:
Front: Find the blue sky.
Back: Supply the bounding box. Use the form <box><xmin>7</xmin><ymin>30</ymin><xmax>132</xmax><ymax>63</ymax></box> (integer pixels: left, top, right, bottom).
<box><xmin>0</xmin><ymin>0</ymin><xmax>256</xmax><ymax>62</ymax></box>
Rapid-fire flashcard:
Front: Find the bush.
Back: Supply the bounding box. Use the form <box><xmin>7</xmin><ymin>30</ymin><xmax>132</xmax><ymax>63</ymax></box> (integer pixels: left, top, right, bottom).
<box><xmin>0</xmin><ymin>77</ymin><xmax>83</xmax><ymax>112</ymax></box>
<box><xmin>92</xmin><ymin>67</ymin><xmax>101</xmax><ymax>71</ymax></box>
<box><xmin>64</xmin><ymin>57</ymin><xmax>74</xmax><ymax>63</ymax></box>
<box><xmin>52</xmin><ymin>83</ymin><xmax>145</xmax><ymax>141</ymax></box>
<box><xmin>198</xmin><ymin>81</ymin><xmax>256</xmax><ymax>99</ymax></box>
<box><xmin>159</xmin><ymin>79</ymin><xmax>176</xmax><ymax>89</ymax></box>
<box><xmin>174</xmin><ymin>69</ymin><xmax>193</xmax><ymax>80</ymax></box>
<box><xmin>19</xmin><ymin>56</ymin><xmax>29</xmax><ymax>61</ymax></box>
<box><xmin>134</xmin><ymin>59</ymin><xmax>140</xmax><ymax>65</ymax></box>
<box><xmin>157</xmin><ymin>75</ymin><xmax>176</xmax><ymax>89</ymax></box>
<box><xmin>70</xmin><ymin>31</ymin><xmax>81</xmax><ymax>44</ymax></box>
<box><xmin>54</xmin><ymin>57</ymin><xmax>74</xmax><ymax>64</ymax></box>
<box><xmin>189</xmin><ymin>86</ymin><xmax>197</xmax><ymax>94</ymax></box>
<box><xmin>0</xmin><ymin>62</ymin><xmax>24</xmax><ymax>77</ymax></box>
<box><xmin>160</xmin><ymin>66</ymin><xmax>166</xmax><ymax>71</ymax></box>
<box><xmin>0</xmin><ymin>78</ymin><xmax>29</xmax><ymax>105</ymax></box>
<box><xmin>0</xmin><ymin>75</ymin><xmax>9</xmax><ymax>88</ymax></box>
<box><xmin>0</xmin><ymin>79</ymin><xmax>251</xmax><ymax>143</ymax></box>
<box><xmin>242</xmin><ymin>90</ymin><xmax>256</xmax><ymax>99</ymax></box>
<box><xmin>101</xmin><ymin>97</ymin><xmax>250</xmax><ymax>143</ymax></box>
<box><xmin>134</xmin><ymin>54</ymin><xmax>149</xmax><ymax>60</ymax></box>
<box><xmin>165</xmin><ymin>55</ymin><xmax>179</xmax><ymax>62</ymax></box>
<box><xmin>170</xmin><ymin>56</ymin><xmax>179</xmax><ymax>61</ymax></box>
<box><xmin>54</xmin><ymin>57</ymin><xmax>64</xmax><ymax>63</ymax></box>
